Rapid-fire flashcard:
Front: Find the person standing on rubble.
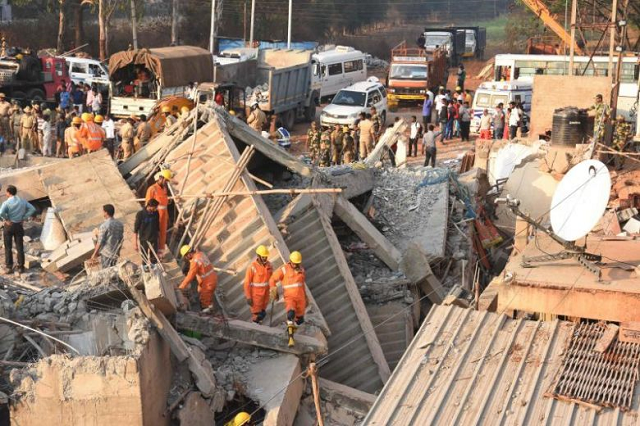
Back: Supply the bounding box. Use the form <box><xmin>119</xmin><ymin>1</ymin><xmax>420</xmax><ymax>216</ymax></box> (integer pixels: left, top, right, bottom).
<box><xmin>0</xmin><ymin>185</ymin><xmax>36</xmax><ymax>274</ymax></box>
<box><xmin>0</xmin><ymin>94</ymin><xmax>11</xmax><ymax>142</ymax></box>
<box><xmin>10</xmin><ymin>102</ymin><xmax>21</xmax><ymax>149</ymax></box>
<box><xmin>134</xmin><ymin>115</ymin><xmax>152</xmax><ymax>152</ymax></box>
<box><xmin>318</xmin><ymin>127</ymin><xmax>332</xmax><ymax>167</ymax></box>
<box><xmin>342</xmin><ymin>126</ymin><xmax>355</xmax><ymax>164</ymax></box>
<box><xmin>101</xmin><ymin>114</ymin><xmax>116</xmax><ymax>159</ymax></box>
<box><xmin>269</xmin><ymin>251</ymin><xmax>307</xmax><ymax>347</ymax></box>
<box><xmin>358</xmin><ymin>113</ymin><xmax>375</xmax><ymax>160</ymax></box>
<box><xmin>78</xmin><ymin>113</ymin><xmax>104</xmax><ymax>154</ymax></box>
<box><xmin>179</xmin><ymin>245</ymin><xmax>219</xmax><ymax>314</ymax></box>
<box><xmin>423</xmin><ymin>124</ymin><xmax>441</xmax><ymax>168</ymax></box>
<box><xmin>119</xmin><ymin>116</ymin><xmax>135</xmax><ymax>159</ymax></box>
<box><xmin>91</xmin><ymin>204</ymin><xmax>124</xmax><ymax>269</ymax></box>
<box><xmin>612</xmin><ymin>115</ymin><xmax>631</xmax><ymax>170</ymax></box>
<box><xmin>145</xmin><ymin>170</ymin><xmax>172</xmax><ymax>256</ymax></box>
<box><xmin>65</xmin><ymin>116</ymin><xmax>83</xmax><ymax>158</ymax></box>
<box><xmin>247</xmin><ymin>102</ymin><xmax>267</xmax><ymax>133</ymax></box>
<box><xmin>244</xmin><ymin>245</ymin><xmax>273</xmax><ymax>324</ymax></box>
<box><xmin>408</xmin><ymin>116</ymin><xmax>423</xmax><ymax>157</ymax></box>
<box><xmin>331</xmin><ymin>123</ymin><xmax>344</xmax><ymax>166</ymax></box>
<box><xmin>306</xmin><ymin>121</ymin><xmax>320</xmax><ymax>163</ymax></box>
<box><xmin>587</xmin><ymin>94</ymin><xmax>610</xmax><ymax>145</ymax></box>
<box><xmin>19</xmin><ymin>106</ymin><xmax>37</xmax><ymax>154</ymax></box>
<box><xmin>133</xmin><ymin>199</ymin><xmax>160</xmax><ymax>264</ymax></box>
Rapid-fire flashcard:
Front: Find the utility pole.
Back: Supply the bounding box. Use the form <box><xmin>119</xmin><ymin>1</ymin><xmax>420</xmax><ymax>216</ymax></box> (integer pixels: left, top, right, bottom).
<box><xmin>209</xmin><ymin>0</ymin><xmax>216</xmax><ymax>53</ymax></box>
<box><xmin>130</xmin><ymin>0</ymin><xmax>138</xmax><ymax>49</ymax></box>
<box><xmin>568</xmin><ymin>0</ymin><xmax>577</xmax><ymax>73</ymax></box>
<box><xmin>608</xmin><ymin>0</ymin><xmax>618</xmax><ymax>77</ymax></box>
<box><xmin>610</xmin><ymin>0</ymin><xmax>629</xmax><ymax>118</ymax></box>
<box><xmin>249</xmin><ymin>0</ymin><xmax>256</xmax><ymax>47</ymax></box>
<box><xmin>287</xmin><ymin>0</ymin><xmax>292</xmax><ymax>49</ymax></box>
<box><xmin>171</xmin><ymin>0</ymin><xmax>178</xmax><ymax>45</ymax></box>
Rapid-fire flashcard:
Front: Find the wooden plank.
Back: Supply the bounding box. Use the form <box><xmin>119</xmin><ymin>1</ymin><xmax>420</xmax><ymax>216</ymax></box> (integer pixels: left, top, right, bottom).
<box><xmin>334</xmin><ymin>195</ymin><xmax>402</xmax><ymax>270</ymax></box>
<box><xmin>176</xmin><ymin>313</ymin><xmax>328</xmax><ymax>355</ymax></box>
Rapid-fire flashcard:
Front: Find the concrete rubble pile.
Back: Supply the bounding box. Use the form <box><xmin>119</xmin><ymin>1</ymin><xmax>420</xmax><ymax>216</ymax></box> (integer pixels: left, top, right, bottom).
<box><xmin>0</xmin><ymin>102</ymin><xmax>481</xmax><ymax>426</ymax></box>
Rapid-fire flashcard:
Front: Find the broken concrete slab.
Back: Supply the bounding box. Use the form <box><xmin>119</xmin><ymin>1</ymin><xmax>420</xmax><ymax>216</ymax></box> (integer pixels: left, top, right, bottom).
<box><xmin>40</xmin><ymin>208</ymin><xmax>66</xmax><ymax>250</ymax></box>
<box><xmin>334</xmin><ymin>195</ymin><xmax>402</xmax><ymax>271</ymax></box>
<box><xmin>176</xmin><ymin>392</ymin><xmax>215</xmax><ymax>426</ymax></box>
<box><xmin>246</xmin><ymin>354</ymin><xmax>303</xmax><ymax>426</ymax></box>
<box><xmin>42</xmin><ymin>235</ymin><xmax>94</xmax><ymax>273</ymax></box>
<box><xmin>400</xmin><ymin>244</ymin><xmax>446</xmax><ymax>304</ymax></box>
<box><xmin>142</xmin><ymin>267</ymin><xmax>177</xmax><ymax>316</ymax></box>
<box><xmin>366</xmin><ymin>301</ymin><xmax>414</xmax><ymax>371</ymax></box>
<box><xmin>317</xmin><ymin>378</ymin><xmax>376</xmax><ymax>416</ymax></box>
<box><xmin>176</xmin><ymin>313</ymin><xmax>328</xmax><ymax>355</ymax></box>
<box><xmin>323</xmin><ymin>167</ymin><xmax>375</xmax><ymax>199</ymax></box>
<box><xmin>0</xmin><ymin>162</ymin><xmax>59</xmax><ymax>202</ymax></box>
<box><xmin>364</xmin><ymin>120</ymin><xmax>409</xmax><ymax>167</ymax></box>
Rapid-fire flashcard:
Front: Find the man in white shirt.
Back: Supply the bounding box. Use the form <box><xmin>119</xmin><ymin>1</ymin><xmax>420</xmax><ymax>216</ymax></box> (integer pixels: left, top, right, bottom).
<box><xmin>508</xmin><ymin>101</ymin><xmax>521</xmax><ymax>139</ymax></box>
<box><xmin>102</xmin><ymin>114</ymin><xmax>116</xmax><ymax>159</ymax></box>
<box><xmin>408</xmin><ymin>115</ymin><xmax>423</xmax><ymax>157</ymax></box>
<box><xmin>434</xmin><ymin>88</ymin><xmax>445</xmax><ymax>118</ymax></box>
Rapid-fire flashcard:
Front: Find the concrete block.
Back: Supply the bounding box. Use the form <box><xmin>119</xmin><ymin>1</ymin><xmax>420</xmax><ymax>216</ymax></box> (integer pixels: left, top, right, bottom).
<box><xmin>143</xmin><ymin>268</ymin><xmax>177</xmax><ymax>316</ymax></box>
<box><xmin>176</xmin><ymin>392</ymin><xmax>215</xmax><ymax>426</ymax></box>
<box><xmin>619</xmin><ymin>322</ymin><xmax>640</xmax><ymax>344</ymax></box>
<box><xmin>623</xmin><ymin>217</ymin><xmax>640</xmax><ymax>234</ymax></box>
<box><xmin>40</xmin><ymin>208</ymin><xmax>67</xmax><ymax>250</ymax></box>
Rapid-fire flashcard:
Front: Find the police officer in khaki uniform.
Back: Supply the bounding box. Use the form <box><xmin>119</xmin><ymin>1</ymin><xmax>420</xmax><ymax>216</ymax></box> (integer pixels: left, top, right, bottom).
<box><xmin>330</xmin><ymin>123</ymin><xmax>344</xmax><ymax>166</ymax></box>
<box><xmin>0</xmin><ymin>94</ymin><xmax>11</xmax><ymax>141</ymax></box>
<box><xmin>318</xmin><ymin>128</ymin><xmax>332</xmax><ymax>167</ymax></box>
<box><xmin>10</xmin><ymin>102</ymin><xmax>21</xmax><ymax>148</ymax></box>
<box><xmin>19</xmin><ymin>106</ymin><xmax>37</xmax><ymax>153</ymax></box>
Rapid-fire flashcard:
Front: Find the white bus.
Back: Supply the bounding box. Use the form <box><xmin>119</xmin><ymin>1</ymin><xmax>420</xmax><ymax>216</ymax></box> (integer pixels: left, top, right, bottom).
<box><xmin>493</xmin><ymin>53</ymin><xmax>640</xmax><ymax>120</ymax></box>
<box><xmin>312</xmin><ymin>46</ymin><xmax>367</xmax><ymax>102</ymax></box>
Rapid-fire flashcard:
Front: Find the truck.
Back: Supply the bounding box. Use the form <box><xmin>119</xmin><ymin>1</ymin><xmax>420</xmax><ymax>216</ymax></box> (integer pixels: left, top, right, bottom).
<box><xmin>386</xmin><ymin>41</ymin><xmax>448</xmax><ymax>111</ymax></box>
<box><xmin>108</xmin><ymin>46</ymin><xmax>214</xmax><ymax>118</ymax></box>
<box><xmin>422</xmin><ymin>28</ymin><xmax>466</xmax><ymax>66</ymax></box>
<box><xmin>202</xmin><ymin>49</ymin><xmax>317</xmax><ymax>129</ymax></box>
<box><xmin>456</xmin><ymin>26</ymin><xmax>487</xmax><ymax>60</ymax></box>
<box><xmin>0</xmin><ymin>48</ymin><xmax>69</xmax><ymax>104</ymax></box>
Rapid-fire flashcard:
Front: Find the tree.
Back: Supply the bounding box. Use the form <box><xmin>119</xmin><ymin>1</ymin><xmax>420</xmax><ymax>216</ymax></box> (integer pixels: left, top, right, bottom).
<box><xmin>57</xmin><ymin>0</ymin><xmax>67</xmax><ymax>53</ymax></box>
<box><xmin>82</xmin><ymin>0</ymin><xmax>123</xmax><ymax>60</ymax></box>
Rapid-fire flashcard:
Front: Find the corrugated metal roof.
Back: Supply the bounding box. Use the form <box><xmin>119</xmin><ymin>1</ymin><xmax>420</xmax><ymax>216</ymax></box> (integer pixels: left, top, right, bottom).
<box><xmin>364</xmin><ymin>305</ymin><xmax>640</xmax><ymax>426</ymax></box>
<box><xmin>39</xmin><ymin>150</ymin><xmax>141</xmax><ymax>263</ymax></box>
<box><xmin>281</xmin><ymin>199</ymin><xmax>389</xmax><ymax>393</ymax></box>
<box><xmin>164</xmin><ymin>115</ymin><xmax>328</xmax><ymax>331</ymax></box>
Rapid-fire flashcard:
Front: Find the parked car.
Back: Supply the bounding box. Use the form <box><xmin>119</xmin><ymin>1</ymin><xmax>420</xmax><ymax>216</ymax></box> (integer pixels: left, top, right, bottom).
<box><xmin>320</xmin><ymin>77</ymin><xmax>387</xmax><ymax>128</ymax></box>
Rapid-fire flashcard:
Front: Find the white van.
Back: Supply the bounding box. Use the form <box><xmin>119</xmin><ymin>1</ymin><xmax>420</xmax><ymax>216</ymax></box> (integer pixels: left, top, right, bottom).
<box><xmin>63</xmin><ymin>57</ymin><xmax>110</xmax><ymax>86</ymax></box>
<box><xmin>320</xmin><ymin>77</ymin><xmax>387</xmax><ymax>127</ymax></box>
<box><xmin>471</xmin><ymin>81</ymin><xmax>532</xmax><ymax>131</ymax></box>
<box><xmin>312</xmin><ymin>46</ymin><xmax>367</xmax><ymax>102</ymax></box>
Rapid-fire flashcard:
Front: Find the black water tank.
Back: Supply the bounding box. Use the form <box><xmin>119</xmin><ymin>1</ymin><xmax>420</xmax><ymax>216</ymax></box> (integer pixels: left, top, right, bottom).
<box><xmin>552</xmin><ymin>107</ymin><xmax>588</xmax><ymax>145</ymax></box>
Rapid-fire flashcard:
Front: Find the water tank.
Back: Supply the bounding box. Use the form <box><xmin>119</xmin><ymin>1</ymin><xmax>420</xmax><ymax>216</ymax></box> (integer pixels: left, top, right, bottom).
<box><xmin>552</xmin><ymin>107</ymin><xmax>588</xmax><ymax>145</ymax></box>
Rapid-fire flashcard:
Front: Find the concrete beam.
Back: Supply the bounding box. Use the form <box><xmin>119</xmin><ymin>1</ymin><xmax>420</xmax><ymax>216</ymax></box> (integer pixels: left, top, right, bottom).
<box><xmin>364</xmin><ymin>120</ymin><xmax>409</xmax><ymax>167</ymax></box>
<box><xmin>175</xmin><ymin>313</ymin><xmax>328</xmax><ymax>355</ymax></box>
<box><xmin>323</xmin><ymin>167</ymin><xmax>374</xmax><ymax>199</ymax></box>
<box><xmin>0</xmin><ymin>165</ymin><xmax>52</xmax><ymax>202</ymax></box>
<box><xmin>334</xmin><ymin>195</ymin><xmax>402</xmax><ymax>270</ymax></box>
<box><xmin>401</xmin><ymin>243</ymin><xmax>446</xmax><ymax>304</ymax></box>
<box><xmin>497</xmin><ymin>281</ymin><xmax>640</xmax><ymax>323</ymax></box>
<box><xmin>222</xmin><ymin>113</ymin><xmax>315</xmax><ymax>177</ymax></box>
<box><xmin>318</xmin><ymin>378</ymin><xmax>376</xmax><ymax>416</ymax></box>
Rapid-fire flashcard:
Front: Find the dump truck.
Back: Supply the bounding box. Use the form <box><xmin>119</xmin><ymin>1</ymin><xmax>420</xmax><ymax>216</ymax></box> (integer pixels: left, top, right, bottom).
<box><xmin>108</xmin><ymin>46</ymin><xmax>214</xmax><ymax>118</ymax></box>
<box><xmin>386</xmin><ymin>41</ymin><xmax>448</xmax><ymax>111</ymax></box>
<box><xmin>422</xmin><ymin>28</ymin><xmax>466</xmax><ymax>66</ymax></box>
<box><xmin>0</xmin><ymin>48</ymin><xmax>69</xmax><ymax>104</ymax></box>
<box><xmin>456</xmin><ymin>26</ymin><xmax>487</xmax><ymax>59</ymax></box>
<box><xmin>202</xmin><ymin>49</ymin><xmax>316</xmax><ymax>128</ymax></box>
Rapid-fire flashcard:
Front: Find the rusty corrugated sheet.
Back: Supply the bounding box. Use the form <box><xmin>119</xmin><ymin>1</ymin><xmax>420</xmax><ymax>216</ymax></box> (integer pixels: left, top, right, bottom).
<box><xmin>364</xmin><ymin>305</ymin><xmax>640</xmax><ymax>425</ymax></box>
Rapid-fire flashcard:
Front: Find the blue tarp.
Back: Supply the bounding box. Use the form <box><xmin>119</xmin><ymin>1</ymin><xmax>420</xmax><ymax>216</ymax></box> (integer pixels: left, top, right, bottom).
<box><xmin>218</xmin><ymin>37</ymin><xmax>317</xmax><ymax>52</ymax></box>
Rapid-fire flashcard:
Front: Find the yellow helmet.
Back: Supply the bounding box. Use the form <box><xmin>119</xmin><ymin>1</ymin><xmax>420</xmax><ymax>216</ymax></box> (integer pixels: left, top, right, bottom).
<box><xmin>181</xmin><ymin>106</ymin><xmax>190</xmax><ymax>113</ymax></box>
<box><xmin>72</xmin><ymin>116</ymin><xmax>82</xmax><ymax>125</ymax></box>
<box><xmin>162</xmin><ymin>106</ymin><xmax>171</xmax><ymax>113</ymax></box>
<box><xmin>229</xmin><ymin>110</ymin><xmax>237</xmax><ymax>116</ymax></box>
<box><xmin>455</xmin><ymin>86</ymin><xmax>462</xmax><ymax>91</ymax></box>
<box><xmin>160</xmin><ymin>169</ymin><xmax>173</xmax><ymax>180</ymax></box>
<box><xmin>256</xmin><ymin>245</ymin><xmax>269</xmax><ymax>257</ymax></box>
<box><xmin>94</xmin><ymin>114</ymin><xmax>104</xmax><ymax>123</ymax></box>
<box><xmin>81</xmin><ymin>112</ymin><xmax>92</xmax><ymax>122</ymax></box>
<box><xmin>180</xmin><ymin>245</ymin><xmax>192</xmax><ymax>257</ymax></box>
<box><xmin>233</xmin><ymin>412</ymin><xmax>251</xmax><ymax>425</ymax></box>
<box><xmin>289</xmin><ymin>251</ymin><xmax>302</xmax><ymax>264</ymax></box>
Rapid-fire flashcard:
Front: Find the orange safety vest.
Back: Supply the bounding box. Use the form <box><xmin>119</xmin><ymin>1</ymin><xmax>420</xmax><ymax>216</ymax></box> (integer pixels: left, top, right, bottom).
<box><xmin>269</xmin><ymin>263</ymin><xmax>306</xmax><ymax>300</ymax></box>
<box><xmin>79</xmin><ymin>122</ymin><xmax>104</xmax><ymax>152</ymax></box>
<box><xmin>244</xmin><ymin>259</ymin><xmax>273</xmax><ymax>299</ymax></box>
<box><xmin>179</xmin><ymin>251</ymin><xmax>217</xmax><ymax>290</ymax></box>
<box><xmin>145</xmin><ymin>183</ymin><xmax>169</xmax><ymax>209</ymax></box>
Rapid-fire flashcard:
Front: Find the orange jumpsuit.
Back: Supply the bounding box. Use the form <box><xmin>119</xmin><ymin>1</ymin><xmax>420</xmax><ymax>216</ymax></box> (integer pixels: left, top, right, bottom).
<box><xmin>78</xmin><ymin>122</ymin><xmax>105</xmax><ymax>152</ymax></box>
<box><xmin>244</xmin><ymin>259</ymin><xmax>273</xmax><ymax>322</ymax></box>
<box><xmin>145</xmin><ymin>182</ymin><xmax>169</xmax><ymax>251</ymax></box>
<box><xmin>179</xmin><ymin>251</ymin><xmax>218</xmax><ymax>308</ymax></box>
<box><xmin>269</xmin><ymin>263</ymin><xmax>307</xmax><ymax>322</ymax></box>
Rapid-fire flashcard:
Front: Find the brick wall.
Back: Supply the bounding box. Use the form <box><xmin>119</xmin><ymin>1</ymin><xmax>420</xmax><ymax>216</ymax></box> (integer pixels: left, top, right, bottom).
<box><xmin>530</xmin><ymin>75</ymin><xmax>612</xmax><ymax>137</ymax></box>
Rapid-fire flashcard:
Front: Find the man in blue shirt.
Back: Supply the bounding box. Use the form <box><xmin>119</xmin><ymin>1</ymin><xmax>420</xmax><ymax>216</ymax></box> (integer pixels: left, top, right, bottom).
<box><xmin>0</xmin><ymin>185</ymin><xmax>36</xmax><ymax>274</ymax></box>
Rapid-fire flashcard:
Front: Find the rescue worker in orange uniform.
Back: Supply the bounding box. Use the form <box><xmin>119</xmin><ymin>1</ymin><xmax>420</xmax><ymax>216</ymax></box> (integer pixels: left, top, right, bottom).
<box><xmin>179</xmin><ymin>245</ymin><xmax>218</xmax><ymax>312</ymax></box>
<box><xmin>78</xmin><ymin>112</ymin><xmax>105</xmax><ymax>153</ymax></box>
<box><xmin>244</xmin><ymin>245</ymin><xmax>273</xmax><ymax>324</ymax></box>
<box><xmin>65</xmin><ymin>116</ymin><xmax>83</xmax><ymax>158</ymax></box>
<box><xmin>269</xmin><ymin>251</ymin><xmax>307</xmax><ymax>346</ymax></box>
<box><xmin>145</xmin><ymin>169</ymin><xmax>172</xmax><ymax>255</ymax></box>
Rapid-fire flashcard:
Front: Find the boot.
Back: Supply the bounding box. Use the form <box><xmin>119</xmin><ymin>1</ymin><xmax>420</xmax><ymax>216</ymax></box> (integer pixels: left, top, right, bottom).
<box><xmin>286</xmin><ymin>321</ymin><xmax>296</xmax><ymax>347</ymax></box>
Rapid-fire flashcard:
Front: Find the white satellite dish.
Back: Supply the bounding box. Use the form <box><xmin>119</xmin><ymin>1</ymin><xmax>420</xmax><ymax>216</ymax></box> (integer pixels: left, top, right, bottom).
<box><xmin>550</xmin><ymin>159</ymin><xmax>611</xmax><ymax>242</ymax></box>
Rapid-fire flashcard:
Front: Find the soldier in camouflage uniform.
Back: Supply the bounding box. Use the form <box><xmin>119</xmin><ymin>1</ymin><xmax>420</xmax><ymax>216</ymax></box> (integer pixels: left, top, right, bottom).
<box><xmin>330</xmin><ymin>123</ymin><xmax>344</xmax><ymax>166</ymax></box>
<box><xmin>612</xmin><ymin>115</ymin><xmax>631</xmax><ymax>170</ymax></box>
<box><xmin>342</xmin><ymin>126</ymin><xmax>355</xmax><ymax>164</ymax></box>
<box><xmin>306</xmin><ymin>121</ymin><xmax>320</xmax><ymax>163</ymax></box>
<box><xmin>587</xmin><ymin>94</ymin><xmax>610</xmax><ymax>144</ymax></box>
<box><xmin>318</xmin><ymin>128</ymin><xmax>332</xmax><ymax>167</ymax></box>
<box><xmin>370</xmin><ymin>106</ymin><xmax>382</xmax><ymax>137</ymax></box>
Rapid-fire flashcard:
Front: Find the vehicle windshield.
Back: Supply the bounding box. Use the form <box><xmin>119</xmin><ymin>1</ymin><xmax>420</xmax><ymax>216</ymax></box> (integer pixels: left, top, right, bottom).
<box><xmin>389</xmin><ymin>64</ymin><xmax>428</xmax><ymax>80</ymax></box>
<box><xmin>332</xmin><ymin>90</ymin><xmax>366</xmax><ymax>107</ymax></box>
<box><xmin>425</xmin><ymin>34</ymin><xmax>451</xmax><ymax>47</ymax></box>
<box><xmin>465</xmin><ymin>31</ymin><xmax>476</xmax><ymax>45</ymax></box>
<box><xmin>474</xmin><ymin>92</ymin><xmax>508</xmax><ymax>108</ymax></box>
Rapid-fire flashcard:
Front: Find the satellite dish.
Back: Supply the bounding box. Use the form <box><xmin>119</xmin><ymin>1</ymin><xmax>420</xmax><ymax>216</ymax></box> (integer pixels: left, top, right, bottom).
<box><xmin>550</xmin><ymin>159</ymin><xmax>610</xmax><ymax>242</ymax></box>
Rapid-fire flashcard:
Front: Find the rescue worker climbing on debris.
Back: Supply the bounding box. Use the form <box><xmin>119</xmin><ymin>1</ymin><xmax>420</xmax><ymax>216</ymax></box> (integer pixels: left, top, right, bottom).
<box><xmin>244</xmin><ymin>245</ymin><xmax>273</xmax><ymax>324</ymax></box>
<box><xmin>269</xmin><ymin>251</ymin><xmax>307</xmax><ymax>347</ymax></box>
<box><xmin>247</xmin><ymin>102</ymin><xmax>267</xmax><ymax>133</ymax></box>
<box><xmin>163</xmin><ymin>106</ymin><xmax>177</xmax><ymax>130</ymax></box>
<box><xmin>78</xmin><ymin>113</ymin><xmax>105</xmax><ymax>154</ymax></box>
<box><xmin>65</xmin><ymin>116</ymin><xmax>83</xmax><ymax>158</ymax></box>
<box><xmin>179</xmin><ymin>245</ymin><xmax>219</xmax><ymax>313</ymax></box>
<box><xmin>145</xmin><ymin>169</ymin><xmax>172</xmax><ymax>256</ymax></box>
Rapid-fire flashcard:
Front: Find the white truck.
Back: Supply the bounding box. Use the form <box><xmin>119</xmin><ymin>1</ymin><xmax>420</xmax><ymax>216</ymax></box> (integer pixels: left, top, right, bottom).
<box><xmin>108</xmin><ymin>46</ymin><xmax>214</xmax><ymax>117</ymax></box>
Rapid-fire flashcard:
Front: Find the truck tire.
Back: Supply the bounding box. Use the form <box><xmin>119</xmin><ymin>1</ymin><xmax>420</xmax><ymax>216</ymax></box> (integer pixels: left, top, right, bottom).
<box><xmin>27</xmin><ymin>88</ymin><xmax>46</xmax><ymax>103</ymax></box>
